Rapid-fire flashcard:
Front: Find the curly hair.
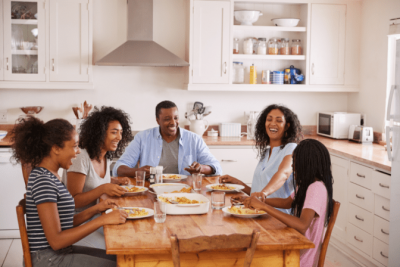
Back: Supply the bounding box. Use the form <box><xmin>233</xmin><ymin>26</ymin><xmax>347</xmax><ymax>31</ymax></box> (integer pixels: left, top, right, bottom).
<box><xmin>79</xmin><ymin>106</ymin><xmax>133</xmax><ymax>162</ymax></box>
<box><xmin>11</xmin><ymin>117</ymin><xmax>75</xmax><ymax>168</ymax></box>
<box><xmin>254</xmin><ymin>104</ymin><xmax>302</xmax><ymax>160</ymax></box>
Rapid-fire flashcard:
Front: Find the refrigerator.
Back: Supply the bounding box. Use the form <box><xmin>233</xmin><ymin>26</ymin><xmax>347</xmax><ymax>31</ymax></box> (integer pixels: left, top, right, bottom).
<box><xmin>386</xmin><ymin>18</ymin><xmax>400</xmax><ymax>267</ymax></box>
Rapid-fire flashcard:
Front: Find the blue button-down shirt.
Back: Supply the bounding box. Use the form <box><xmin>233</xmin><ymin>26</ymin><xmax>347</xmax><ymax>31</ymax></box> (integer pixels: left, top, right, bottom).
<box><xmin>113</xmin><ymin>127</ymin><xmax>222</xmax><ymax>176</ymax></box>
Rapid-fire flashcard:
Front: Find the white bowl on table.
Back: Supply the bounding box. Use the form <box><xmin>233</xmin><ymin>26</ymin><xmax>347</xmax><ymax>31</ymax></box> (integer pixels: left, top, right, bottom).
<box><xmin>234</xmin><ymin>10</ymin><xmax>263</xmax><ymax>26</ymax></box>
<box><xmin>271</xmin><ymin>18</ymin><xmax>300</xmax><ymax>27</ymax></box>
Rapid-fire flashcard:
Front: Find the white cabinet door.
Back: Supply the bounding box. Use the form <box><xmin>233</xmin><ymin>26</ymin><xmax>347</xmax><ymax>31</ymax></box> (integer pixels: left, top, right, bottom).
<box><xmin>0</xmin><ymin>0</ymin><xmax>3</xmax><ymax>80</ymax></box>
<box><xmin>209</xmin><ymin>148</ymin><xmax>258</xmax><ymax>185</ymax></box>
<box><xmin>310</xmin><ymin>4</ymin><xmax>346</xmax><ymax>85</ymax></box>
<box><xmin>331</xmin><ymin>154</ymin><xmax>349</xmax><ymax>241</ymax></box>
<box><xmin>192</xmin><ymin>1</ymin><xmax>230</xmax><ymax>84</ymax></box>
<box><xmin>3</xmin><ymin>0</ymin><xmax>46</xmax><ymax>81</ymax></box>
<box><xmin>49</xmin><ymin>0</ymin><xmax>89</xmax><ymax>82</ymax></box>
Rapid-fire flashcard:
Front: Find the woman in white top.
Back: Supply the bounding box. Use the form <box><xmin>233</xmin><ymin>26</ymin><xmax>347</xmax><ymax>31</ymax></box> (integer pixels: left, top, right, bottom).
<box><xmin>62</xmin><ymin>106</ymin><xmax>133</xmax><ymax>248</ymax></box>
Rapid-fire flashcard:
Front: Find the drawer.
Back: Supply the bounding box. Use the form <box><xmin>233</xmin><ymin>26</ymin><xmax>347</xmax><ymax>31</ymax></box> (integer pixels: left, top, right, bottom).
<box><xmin>346</xmin><ymin>223</ymin><xmax>373</xmax><ymax>256</ymax></box>
<box><xmin>371</xmin><ymin>171</ymin><xmax>391</xmax><ymax>199</ymax></box>
<box><xmin>350</xmin><ymin>162</ymin><xmax>373</xmax><ymax>189</ymax></box>
<box><xmin>374</xmin><ymin>195</ymin><xmax>390</xmax><ymax>221</ymax></box>
<box><xmin>373</xmin><ymin>238</ymin><xmax>389</xmax><ymax>266</ymax></box>
<box><xmin>374</xmin><ymin>215</ymin><xmax>389</xmax><ymax>244</ymax></box>
<box><xmin>347</xmin><ymin>203</ymin><xmax>373</xmax><ymax>234</ymax></box>
<box><xmin>348</xmin><ymin>182</ymin><xmax>374</xmax><ymax>212</ymax></box>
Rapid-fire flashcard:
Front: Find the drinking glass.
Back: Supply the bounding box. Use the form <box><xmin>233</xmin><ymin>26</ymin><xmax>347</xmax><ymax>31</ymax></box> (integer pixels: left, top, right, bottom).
<box><xmin>192</xmin><ymin>173</ymin><xmax>203</xmax><ymax>191</ymax></box>
<box><xmin>136</xmin><ymin>171</ymin><xmax>145</xmax><ymax>187</ymax></box>
<box><xmin>155</xmin><ymin>166</ymin><xmax>163</xmax><ymax>184</ymax></box>
<box><xmin>211</xmin><ymin>191</ymin><xmax>225</xmax><ymax>210</ymax></box>
<box><xmin>154</xmin><ymin>201</ymin><xmax>166</xmax><ymax>223</ymax></box>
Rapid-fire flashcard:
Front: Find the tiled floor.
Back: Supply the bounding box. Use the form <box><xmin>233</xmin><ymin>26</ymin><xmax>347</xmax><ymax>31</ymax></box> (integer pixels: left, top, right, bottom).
<box><xmin>1</xmin><ymin>238</ymin><xmax>363</xmax><ymax>267</ymax></box>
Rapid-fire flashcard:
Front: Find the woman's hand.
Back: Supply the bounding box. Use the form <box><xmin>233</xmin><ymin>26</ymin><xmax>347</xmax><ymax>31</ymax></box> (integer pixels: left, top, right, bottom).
<box><xmin>101</xmin><ymin>209</ymin><xmax>128</xmax><ymax>225</ymax></box>
<box><xmin>96</xmin><ymin>199</ymin><xmax>118</xmax><ymax>213</ymax></box>
<box><xmin>250</xmin><ymin>191</ymin><xmax>269</xmax><ymax>202</ymax></box>
<box><xmin>243</xmin><ymin>196</ymin><xmax>268</xmax><ymax>211</ymax></box>
<box><xmin>111</xmin><ymin>177</ymin><xmax>131</xmax><ymax>185</ymax></box>
<box><xmin>102</xmin><ymin>184</ymin><xmax>127</xmax><ymax>197</ymax></box>
<box><xmin>219</xmin><ymin>175</ymin><xmax>244</xmax><ymax>185</ymax></box>
<box><xmin>230</xmin><ymin>195</ymin><xmax>249</xmax><ymax>205</ymax></box>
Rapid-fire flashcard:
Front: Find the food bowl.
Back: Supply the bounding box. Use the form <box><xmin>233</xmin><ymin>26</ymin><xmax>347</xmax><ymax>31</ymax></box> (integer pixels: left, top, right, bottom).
<box><xmin>0</xmin><ymin>131</ymin><xmax>7</xmax><ymax>141</ymax></box>
<box><xmin>20</xmin><ymin>106</ymin><xmax>44</xmax><ymax>115</ymax></box>
<box><xmin>271</xmin><ymin>18</ymin><xmax>300</xmax><ymax>27</ymax></box>
<box><xmin>31</xmin><ymin>28</ymin><xmax>38</xmax><ymax>37</ymax></box>
<box><xmin>234</xmin><ymin>10</ymin><xmax>263</xmax><ymax>26</ymax></box>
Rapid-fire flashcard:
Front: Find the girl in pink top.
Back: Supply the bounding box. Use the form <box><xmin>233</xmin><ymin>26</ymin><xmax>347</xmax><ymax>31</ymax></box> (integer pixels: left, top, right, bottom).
<box><xmin>241</xmin><ymin>139</ymin><xmax>334</xmax><ymax>267</ymax></box>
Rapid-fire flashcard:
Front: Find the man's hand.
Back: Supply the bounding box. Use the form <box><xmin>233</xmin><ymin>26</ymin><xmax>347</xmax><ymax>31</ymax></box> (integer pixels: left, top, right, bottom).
<box><xmin>184</xmin><ymin>161</ymin><xmax>202</xmax><ymax>174</ymax></box>
<box><xmin>138</xmin><ymin>165</ymin><xmax>152</xmax><ymax>178</ymax></box>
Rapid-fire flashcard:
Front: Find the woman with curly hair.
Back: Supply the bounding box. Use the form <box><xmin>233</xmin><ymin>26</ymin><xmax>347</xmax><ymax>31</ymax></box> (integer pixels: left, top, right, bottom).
<box><xmin>62</xmin><ymin>106</ymin><xmax>132</xmax><ymax>248</ymax></box>
<box><xmin>221</xmin><ymin>104</ymin><xmax>302</xmax><ymax>213</ymax></box>
<box><xmin>11</xmin><ymin>117</ymin><xmax>127</xmax><ymax>267</ymax></box>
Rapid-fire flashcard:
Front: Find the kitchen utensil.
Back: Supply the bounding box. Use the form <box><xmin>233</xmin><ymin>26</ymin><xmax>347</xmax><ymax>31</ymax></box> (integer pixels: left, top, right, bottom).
<box><xmin>193</xmin><ymin>101</ymin><xmax>203</xmax><ymax>115</ymax></box>
<box><xmin>271</xmin><ymin>18</ymin><xmax>300</xmax><ymax>27</ymax></box>
<box><xmin>349</xmin><ymin>126</ymin><xmax>374</xmax><ymax>144</ymax></box>
<box><xmin>234</xmin><ymin>10</ymin><xmax>263</xmax><ymax>26</ymax></box>
<box><xmin>20</xmin><ymin>106</ymin><xmax>43</xmax><ymax>115</ymax></box>
<box><xmin>190</xmin><ymin>119</ymin><xmax>209</xmax><ymax>136</ymax></box>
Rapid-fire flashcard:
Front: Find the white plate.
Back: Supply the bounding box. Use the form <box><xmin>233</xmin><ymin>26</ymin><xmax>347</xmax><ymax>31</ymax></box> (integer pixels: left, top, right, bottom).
<box><xmin>222</xmin><ymin>206</ymin><xmax>266</xmax><ymax>218</ymax></box>
<box><xmin>105</xmin><ymin>207</ymin><xmax>154</xmax><ymax>219</ymax></box>
<box><xmin>157</xmin><ymin>193</ymin><xmax>210</xmax><ymax>215</ymax></box>
<box><xmin>121</xmin><ymin>185</ymin><xmax>148</xmax><ymax>196</ymax></box>
<box><xmin>162</xmin><ymin>174</ymin><xmax>188</xmax><ymax>181</ymax></box>
<box><xmin>150</xmin><ymin>183</ymin><xmax>192</xmax><ymax>194</ymax></box>
<box><xmin>205</xmin><ymin>183</ymin><xmax>245</xmax><ymax>192</ymax></box>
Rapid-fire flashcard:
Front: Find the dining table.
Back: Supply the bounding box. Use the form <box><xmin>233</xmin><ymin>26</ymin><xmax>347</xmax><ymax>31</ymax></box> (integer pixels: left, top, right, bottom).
<box><xmin>101</xmin><ymin>176</ymin><xmax>314</xmax><ymax>267</ymax></box>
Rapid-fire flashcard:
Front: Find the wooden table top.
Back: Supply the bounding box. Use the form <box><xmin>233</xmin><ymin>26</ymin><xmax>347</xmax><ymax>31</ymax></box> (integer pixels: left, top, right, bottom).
<box><xmin>101</xmin><ymin>176</ymin><xmax>314</xmax><ymax>255</ymax></box>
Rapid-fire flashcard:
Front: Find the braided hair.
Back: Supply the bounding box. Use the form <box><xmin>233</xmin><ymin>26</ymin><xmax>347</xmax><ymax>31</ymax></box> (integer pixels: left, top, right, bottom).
<box><xmin>291</xmin><ymin>139</ymin><xmax>334</xmax><ymax>226</ymax></box>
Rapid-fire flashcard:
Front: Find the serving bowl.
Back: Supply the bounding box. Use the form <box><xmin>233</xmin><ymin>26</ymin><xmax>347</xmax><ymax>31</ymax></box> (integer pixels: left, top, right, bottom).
<box><xmin>271</xmin><ymin>18</ymin><xmax>300</xmax><ymax>27</ymax></box>
<box><xmin>20</xmin><ymin>106</ymin><xmax>44</xmax><ymax>115</ymax></box>
<box><xmin>234</xmin><ymin>10</ymin><xmax>263</xmax><ymax>26</ymax></box>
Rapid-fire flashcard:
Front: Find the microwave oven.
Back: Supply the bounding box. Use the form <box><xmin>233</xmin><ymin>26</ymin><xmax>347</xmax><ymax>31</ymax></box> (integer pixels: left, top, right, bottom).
<box><xmin>317</xmin><ymin>112</ymin><xmax>361</xmax><ymax>139</ymax></box>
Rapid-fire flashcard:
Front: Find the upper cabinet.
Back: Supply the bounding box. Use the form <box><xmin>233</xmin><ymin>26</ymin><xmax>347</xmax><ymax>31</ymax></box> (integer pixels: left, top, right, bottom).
<box><xmin>192</xmin><ymin>1</ymin><xmax>230</xmax><ymax>84</ymax></box>
<box><xmin>0</xmin><ymin>0</ymin><xmax>93</xmax><ymax>89</ymax></box>
<box><xmin>310</xmin><ymin>4</ymin><xmax>346</xmax><ymax>85</ymax></box>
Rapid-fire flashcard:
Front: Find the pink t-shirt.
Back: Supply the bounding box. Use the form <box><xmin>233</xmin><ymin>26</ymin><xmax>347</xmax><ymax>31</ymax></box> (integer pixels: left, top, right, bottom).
<box><xmin>291</xmin><ymin>181</ymin><xmax>328</xmax><ymax>267</ymax></box>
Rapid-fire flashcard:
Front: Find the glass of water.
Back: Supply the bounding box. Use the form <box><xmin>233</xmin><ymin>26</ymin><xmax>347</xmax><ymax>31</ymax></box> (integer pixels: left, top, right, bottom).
<box><xmin>211</xmin><ymin>191</ymin><xmax>225</xmax><ymax>210</ymax></box>
<box><xmin>135</xmin><ymin>171</ymin><xmax>146</xmax><ymax>187</ymax></box>
<box><xmin>154</xmin><ymin>201</ymin><xmax>166</xmax><ymax>223</ymax></box>
<box><xmin>155</xmin><ymin>166</ymin><xmax>163</xmax><ymax>184</ymax></box>
<box><xmin>192</xmin><ymin>173</ymin><xmax>202</xmax><ymax>191</ymax></box>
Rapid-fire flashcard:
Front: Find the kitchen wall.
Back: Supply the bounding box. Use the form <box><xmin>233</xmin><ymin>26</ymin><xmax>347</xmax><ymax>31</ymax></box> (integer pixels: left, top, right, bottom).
<box><xmin>347</xmin><ymin>0</ymin><xmax>400</xmax><ymax>132</ymax></box>
<box><xmin>0</xmin><ymin>0</ymin><xmax>349</xmax><ymax>130</ymax></box>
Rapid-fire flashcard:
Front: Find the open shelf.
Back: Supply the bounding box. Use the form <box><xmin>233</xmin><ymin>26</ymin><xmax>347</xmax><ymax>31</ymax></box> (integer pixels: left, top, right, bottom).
<box><xmin>233</xmin><ymin>25</ymin><xmax>306</xmax><ymax>32</ymax></box>
<box><xmin>11</xmin><ymin>19</ymin><xmax>38</xmax><ymax>25</ymax></box>
<box><xmin>232</xmin><ymin>54</ymin><xmax>305</xmax><ymax>60</ymax></box>
<box><xmin>11</xmin><ymin>50</ymin><xmax>38</xmax><ymax>55</ymax></box>
<box><xmin>187</xmin><ymin>84</ymin><xmax>359</xmax><ymax>92</ymax></box>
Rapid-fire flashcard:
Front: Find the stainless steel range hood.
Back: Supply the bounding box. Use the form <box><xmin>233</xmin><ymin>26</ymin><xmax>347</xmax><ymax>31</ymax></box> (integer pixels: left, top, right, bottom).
<box><xmin>96</xmin><ymin>0</ymin><xmax>189</xmax><ymax>67</ymax></box>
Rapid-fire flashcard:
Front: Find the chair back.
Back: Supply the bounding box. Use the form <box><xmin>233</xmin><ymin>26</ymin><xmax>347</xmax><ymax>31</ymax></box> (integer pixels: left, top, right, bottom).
<box><xmin>170</xmin><ymin>229</ymin><xmax>260</xmax><ymax>267</ymax></box>
<box><xmin>21</xmin><ymin>162</ymin><xmax>32</xmax><ymax>188</ymax></box>
<box><xmin>318</xmin><ymin>200</ymin><xmax>340</xmax><ymax>267</ymax></box>
<box><xmin>16</xmin><ymin>197</ymin><xmax>32</xmax><ymax>267</ymax></box>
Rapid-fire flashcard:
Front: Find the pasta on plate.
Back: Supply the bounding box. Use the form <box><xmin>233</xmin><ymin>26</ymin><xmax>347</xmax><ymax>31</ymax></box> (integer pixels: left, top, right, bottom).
<box><xmin>228</xmin><ymin>206</ymin><xmax>266</xmax><ymax>215</ymax></box>
<box><xmin>159</xmin><ymin>196</ymin><xmax>203</xmax><ymax>204</ymax></box>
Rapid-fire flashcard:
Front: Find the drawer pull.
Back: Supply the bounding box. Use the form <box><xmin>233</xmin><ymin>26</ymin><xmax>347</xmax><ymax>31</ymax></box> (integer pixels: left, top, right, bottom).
<box><xmin>381</xmin><ymin>229</ymin><xmax>389</xmax><ymax>235</ymax></box>
<box><xmin>380</xmin><ymin>251</ymin><xmax>389</xmax><ymax>259</ymax></box>
<box><xmin>379</xmin><ymin>183</ymin><xmax>389</xmax><ymax>188</ymax></box>
<box><xmin>355</xmin><ymin>194</ymin><xmax>365</xmax><ymax>200</ymax></box>
<box><xmin>354</xmin><ymin>236</ymin><xmax>363</xmax><ymax>243</ymax></box>
<box><xmin>382</xmin><ymin>206</ymin><xmax>390</xmax><ymax>212</ymax></box>
<box><xmin>221</xmin><ymin>160</ymin><xmax>237</xmax><ymax>162</ymax></box>
<box><xmin>356</xmin><ymin>173</ymin><xmax>365</xmax><ymax>178</ymax></box>
<box><xmin>355</xmin><ymin>215</ymin><xmax>364</xmax><ymax>221</ymax></box>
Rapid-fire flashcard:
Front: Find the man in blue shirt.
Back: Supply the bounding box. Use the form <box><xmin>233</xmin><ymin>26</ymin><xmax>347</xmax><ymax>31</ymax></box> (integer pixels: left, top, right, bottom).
<box><xmin>113</xmin><ymin>101</ymin><xmax>222</xmax><ymax>177</ymax></box>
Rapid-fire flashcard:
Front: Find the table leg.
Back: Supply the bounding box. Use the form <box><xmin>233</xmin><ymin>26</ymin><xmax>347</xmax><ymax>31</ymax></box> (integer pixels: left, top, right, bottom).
<box><xmin>117</xmin><ymin>255</ymin><xmax>134</xmax><ymax>267</ymax></box>
<box><xmin>283</xmin><ymin>250</ymin><xmax>300</xmax><ymax>267</ymax></box>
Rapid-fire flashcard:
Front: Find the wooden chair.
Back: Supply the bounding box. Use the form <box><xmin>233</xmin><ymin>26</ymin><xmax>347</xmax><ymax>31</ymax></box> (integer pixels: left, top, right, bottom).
<box><xmin>317</xmin><ymin>200</ymin><xmax>341</xmax><ymax>267</ymax></box>
<box><xmin>170</xmin><ymin>229</ymin><xmax>260</xmax><ymax>267</ymax></box>
<box><xmin>21</xmin><ymin>162</ymin><xmax>32</xmax><ymax>188</ymax></box>
<box><xmin>16</xmin><ymin>197</ymin><xmax>33</xmax><ymax>267</ymax></box>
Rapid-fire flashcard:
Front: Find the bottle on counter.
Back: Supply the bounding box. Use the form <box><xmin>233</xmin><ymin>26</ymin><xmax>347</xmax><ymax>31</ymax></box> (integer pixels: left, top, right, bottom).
<box><xmin>250</xmin><ymin>64</ymin><xmax>257</xmax><ymax>84</ymax></box>
<box><xmin>149</xmin><ymin>167</ymin><xmax>156</xmax><ymax>185</ymax></box>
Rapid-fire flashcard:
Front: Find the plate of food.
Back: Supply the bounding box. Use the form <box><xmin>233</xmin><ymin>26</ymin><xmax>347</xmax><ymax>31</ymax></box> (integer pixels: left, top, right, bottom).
<box><xmin>157</xmin><ymin>193</ymin><xmax>210</xmax><ymax>214</ymax></box>
<box><xmin>121</xmin><ymin>185</ymin><xmax>148</xmax><ymax>196</ymax></box>
<box><xmin>205</xmin><ymin>183</ymin><xmax>245</xmax><ymax>192</ymax></box>
<box><xmin>150</xmin><ymin>183</ymin><xmax>192</xmax><ymax>194</ymax></box>
<box><xmin>222</xmin><ymin>206</ymin><xmax>266</xmax><ymax>218</ymax></box>
<box><xmin>162</xmin><ymin>174</ymin><xmax>188</xmax><ymax>181</ymax></box>
<box><xmin>106</xmin><ymin>207</ymin><xmax>154</xmax><ymax>219</ymax></box>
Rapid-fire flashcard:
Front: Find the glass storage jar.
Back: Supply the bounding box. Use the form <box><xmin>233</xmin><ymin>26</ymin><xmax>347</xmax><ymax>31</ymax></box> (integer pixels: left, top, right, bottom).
<box><xmin>233</xmin><ymin>38</ymin><xmax>239</xmax><ymax>54</ymax></box>
<box><xmin>232</xmin><ymin>62</ymin><xmax>244</xmax><ymax>84</ymax></box>
<box><xmin>243</xmin><ymin>38</ymin><xmax>253</xmax><ymax>54</ymax></box>
<box><xmin>268</xmin><ymin>38</ymin><xmax>279</xmax><ymax>55</ymax></box>
<box><xmin>291</xmin><ymin>39</ymin><xmax>302</xmax><ymax>55</ymax></box>
<box><xmin>257</xmin><ymin>38</ymin><xmax>267</xmax><ymax>55</ymax></box>
<box><xmin>280</xmin><ymin>38</ymin><xmax>290</xmax><ymax>55</ymax></box>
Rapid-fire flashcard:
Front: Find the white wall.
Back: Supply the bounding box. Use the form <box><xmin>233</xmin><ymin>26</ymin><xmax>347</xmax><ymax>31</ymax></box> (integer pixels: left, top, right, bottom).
<box><xmin>347</xmin><ymin>0</ymin><xmax>400</xmax><ymax>132</ymax></box>
<box><xmin>0</xmin><ymin>0</ymin><xmax>349</xmax><ymax>130</ymax></box>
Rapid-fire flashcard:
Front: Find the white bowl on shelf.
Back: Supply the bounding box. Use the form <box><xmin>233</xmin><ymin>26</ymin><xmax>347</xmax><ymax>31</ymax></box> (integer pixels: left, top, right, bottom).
<box><xmin>271</xmin><ymin>18</ymin><xmax>300</xmax><ymax>27</ymax></box>
<box><xmin>234</xmin><ymin>10</ymin><xmax>263</xmax><ymax>26</ymax></box>
<box><xmin>31</xmin><ymin>28</ymin><xmax>38</xmax><ymax>38</ymax></box>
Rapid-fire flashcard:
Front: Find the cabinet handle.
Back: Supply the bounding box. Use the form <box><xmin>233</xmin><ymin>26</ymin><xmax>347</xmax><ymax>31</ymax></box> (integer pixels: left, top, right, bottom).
<box><xmin>312</xmin><ymin>63</ymin><xmax>314</xmax><ymax>75</ymax></box>
<box><xmin>381</xmin><ymin>229</ymin><xmax>389</xmax><ymax>235</ymax></box>
<box><xmin>52</xmin><ymin>59</ymin><xmax>55</xmax><ymax>71</ymax></box>
<box><xmin>380</xmin><ymin>251</ymin><xmax>389</xmax><ymax>259</ymax></box>
<box><xmin>224</xmin><ymin>62</ymin><xmax>227</xmax><ymax>74</ymax></box>
<box><xmin>382</xmin><ymin>206</ymin><xmax>390</xmax><ymax>212</ymax></box>
<box><xmin>221</xmin><ymin>160</ymin><xmax>237</xmax><ymax>162</ymax></box>
<box><xmin>6</xmin><ymin>57</ymin><xmax>9</xmax><ymax>70</ymax></box>
<box><xmin>379</xmin><ymin>183</ymin><xmax>389</xmax><ymax>188</ymax></box>
<box><xmin>355</xmin><ymin>194</ymin><xmax>365</xmax><ymax>200</ymax></box>
<box><xmin>354</xmin><ymin>236</ymin><xmax>363</xmax><ymax>243</ymax></box>
<box><xmin>355</xmin><ymin>215</ymin><xmax>364</xmax><ymax>221</ymax></box>
<box><xmin>356</xmin><ymin>173</ymin><xmax>365</xmax><ymax>178</ymax></box>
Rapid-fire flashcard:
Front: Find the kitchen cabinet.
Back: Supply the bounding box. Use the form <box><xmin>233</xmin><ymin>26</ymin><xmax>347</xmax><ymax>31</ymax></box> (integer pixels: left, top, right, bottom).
<box><xmin>309</xmin><ymin>4</ymin><xmax>346</xmax><ymax>85</ymax></box>
<box><xmin>192</xmin><ymin>1</ymin><xmax>230</xmax><ymax>84</ymax></box>
<box><xmin>0</xmin><ymin>1</ymin><xmax>3</xmax><ymax>80</ymax></box>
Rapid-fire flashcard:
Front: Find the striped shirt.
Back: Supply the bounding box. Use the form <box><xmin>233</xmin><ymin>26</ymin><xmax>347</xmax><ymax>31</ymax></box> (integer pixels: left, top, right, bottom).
<box><xmin>26</xmin><ymin>167</ymin><xmax>75</xmax><ymax>253</ymax></box>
